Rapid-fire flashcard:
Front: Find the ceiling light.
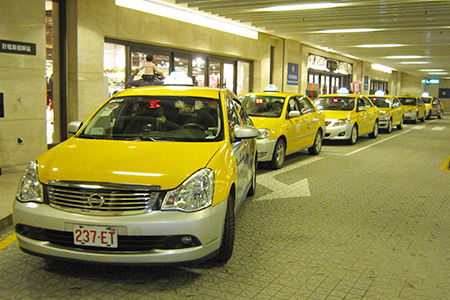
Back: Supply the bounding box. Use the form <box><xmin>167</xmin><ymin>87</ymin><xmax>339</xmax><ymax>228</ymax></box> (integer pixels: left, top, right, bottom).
<box><xmin>419</xmin><ymin>69</ymin><xmax>445</xmax><ymax>72</ymax></box>
<box><xmin>355</xmin><ymin>44</ymin><xmax>404</xmax><ymax>48</ymax></box>
<box><xmin>256</xmin><ymin>3</ymin><xmax>347</xmax><ymax>12</ymax></box>
<box><xmin>115</xmin><ymin>0</ymin><xmax>259</xmax><ymax>39</ymax></box>
<box><xmin>427</xmin><ymin>72</ymin><xmax>449</xmax><ymax>75</ymax></box>
<box><xmin>384</xmin><ymin>55</ymin><xmax>425</xmax><ymax>59</ymax></box>
<box><xmin>317</xmin><ymin>28</ymin><xmax>381</xmax><ymax>33</ymax></box>
<box><xmin>372</xmin><ymin>64</ymin><xmax>394</xmax><ymax>73</ymax></box>
<box><xmin>398</xmin><ymin>61</ymin><xmax>429</xmax><ymax>64</ymax></box>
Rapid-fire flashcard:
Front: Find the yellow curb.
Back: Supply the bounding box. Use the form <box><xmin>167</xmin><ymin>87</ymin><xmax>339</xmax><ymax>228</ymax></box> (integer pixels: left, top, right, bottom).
<box><xmin>0</xmin><ymin>233</ymin><xmax>16</xmax><ymax>251</ymax></box>
<box><xmin>441</xmin><ymin>156</ymin><xmax>450</xmax><ymax>173</ymax></box>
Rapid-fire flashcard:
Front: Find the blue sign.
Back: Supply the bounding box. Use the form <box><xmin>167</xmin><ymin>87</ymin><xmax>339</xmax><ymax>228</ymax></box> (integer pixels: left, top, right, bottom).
<box><xmin>287</xmin><ymin>63</ymin><xmax>298</xmax><ymax>85</ymax></box>
<box><xmin>364</xmin><ymin>76</ymin><xmax>369</xmax><ymax>90</ymax></box>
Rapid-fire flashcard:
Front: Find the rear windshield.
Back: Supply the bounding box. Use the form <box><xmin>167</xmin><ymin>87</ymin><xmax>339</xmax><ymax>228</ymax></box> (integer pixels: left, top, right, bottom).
<box><xmin>370</xmin><ymin>97</ymin><xmax>390</xmax><ymax>108</ymax></box>
<box><xmin>78</xmin><ymin>96</ymin><xmax>223</xmax><ymax>142</ymax></box>
<box><xmin>313</xmin><ymin>97</ymin><xmax>355</xmax><ymax>111</ymax></box>
<box><xmin>239</xmin><ymin>95</ymin><xmax>285</xmax><ymax>118</ymax></box>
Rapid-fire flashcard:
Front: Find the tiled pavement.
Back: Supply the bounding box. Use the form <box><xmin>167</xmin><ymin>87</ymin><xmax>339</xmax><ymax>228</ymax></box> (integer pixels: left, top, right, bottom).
<box><xmin>0</xmin><ymin>118</ymin><xmax>449</xmax><ymax>299</ymax></box>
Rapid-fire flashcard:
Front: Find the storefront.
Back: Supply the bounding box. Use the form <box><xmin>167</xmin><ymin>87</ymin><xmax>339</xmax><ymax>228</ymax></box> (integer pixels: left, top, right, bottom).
<box><xmin>104</xmin><ymin>39</ymin><xmax>253</xmax><ymax>97</ymax></box>
<box><xmin>307</xmin><ymin>54</ymin><xmax>353</xmax><ymax>95</ymax></box>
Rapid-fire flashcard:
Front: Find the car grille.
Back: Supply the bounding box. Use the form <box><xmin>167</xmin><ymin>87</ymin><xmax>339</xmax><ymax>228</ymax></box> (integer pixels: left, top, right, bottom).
<box><xmin>47</xmin><ymin>181</ymin><xmax>161</xmax><ymax>215</ymax></box>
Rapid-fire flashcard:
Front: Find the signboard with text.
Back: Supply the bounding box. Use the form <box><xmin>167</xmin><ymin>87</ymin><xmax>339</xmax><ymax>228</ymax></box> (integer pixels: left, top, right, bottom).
<box><xmin>287</xmin><ymin>63</ymin><xmax>299</xmax><ymax>85</ymax></box>
<box><xmin>0</xmin><ymin>39</ymin><xmax>36</xmax><ymax>56</ymax></box>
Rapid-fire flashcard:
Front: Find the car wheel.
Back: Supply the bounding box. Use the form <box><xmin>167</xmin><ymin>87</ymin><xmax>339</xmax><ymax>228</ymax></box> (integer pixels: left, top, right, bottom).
<box><xmin>308</xmin><ymin>130</ymin><xmax>322</xmax><ymax>155</ymax></box>
<box><xmin>247</xmin><ymin>156</ymin><xmax>257</xmax><ymax>196</ymax></box>
<box><xmin>212</xmin><ymin>192</ymin><xmax>235</xmax><ymax>265</ymax></box>
<box><xmin>397</xmin><ymin>117</ymin><xmax>404</xmax><ymax>130</ymax></box>
<box><xmin>347</xmin><ymin>125</ymin><xmax>358</xmax><ymax>145</ymax></box>
<box><xmin>271</xmin><ymin>139</ymin><xmax>285</xmax><ymax>169</ymax></box>
<box><xmin>369</xmin><ymin>121</ymin><xmax>379</xmax><ymax>138</ymax></box>
<box><xmin>385</xmin><ymin>119</ymin><xmax>392</xmax><ymax>133</ymax></box>
<box><xmin>438</xmin><ymin>110</ymin><xmax>443</xmax><ymax>119</ymax></box>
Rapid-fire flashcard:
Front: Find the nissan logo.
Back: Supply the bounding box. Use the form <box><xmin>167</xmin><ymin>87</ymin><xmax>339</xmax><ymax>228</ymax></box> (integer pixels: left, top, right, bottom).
<box><xmin>87</xmin><ymin>193</ymin><xmax>105</xmax><ymax>207</ymax></box>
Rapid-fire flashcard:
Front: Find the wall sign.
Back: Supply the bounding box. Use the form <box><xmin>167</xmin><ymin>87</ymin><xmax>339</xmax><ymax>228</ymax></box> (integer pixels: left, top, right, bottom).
<box><xmin>364</xmin><ymin>76</ymin><xmax>369</xmax><ymax>90</ymax></box>
<box><xmin>287</xmin><ymin>62</ymin><xmax>299</xmax><ymax>85</ymax></box>
<box><xmin>422</xmin><ymin>79</ymin><xmax>440</xmax><ymax>84</ymax></box>
<box><xmin>0</xmin><ymin>39</ymin><xmax>36</xmax><ymax>56</ymax></box>
<box><xmin>0</xmin><ymin>92</ymin><xmax>4</xmax><ymax>118</ymax></box>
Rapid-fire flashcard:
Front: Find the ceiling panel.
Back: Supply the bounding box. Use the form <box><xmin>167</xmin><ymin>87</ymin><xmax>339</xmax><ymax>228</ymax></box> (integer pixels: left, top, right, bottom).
<box><xmin>172</xmin><ymin>0</ymin><xmax>450</xmax><ymax>78</ymax></box>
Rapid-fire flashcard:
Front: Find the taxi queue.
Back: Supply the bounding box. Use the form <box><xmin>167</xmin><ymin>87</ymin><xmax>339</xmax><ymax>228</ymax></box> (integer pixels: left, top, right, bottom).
<box><xmin>240</xmin><ymin>85</ymin><xmax>444</xmax><ymax>169</ymax></box>
<box><xmin>11</xmin><ymin>73</ymin><xmax>445</xmax><ymax>267</ymax></box>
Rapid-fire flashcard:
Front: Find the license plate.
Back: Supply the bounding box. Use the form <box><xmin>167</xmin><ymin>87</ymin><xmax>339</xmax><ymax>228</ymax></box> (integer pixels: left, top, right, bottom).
<box><xmin>73</xmin><ymin>225</ymin><xmax>118</xmax><ymax>248</ymax></box>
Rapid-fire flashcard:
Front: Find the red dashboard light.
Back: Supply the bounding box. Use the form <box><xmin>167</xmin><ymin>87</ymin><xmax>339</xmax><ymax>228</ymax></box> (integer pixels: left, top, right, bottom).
<box><xmin>149</xmin><ymin>100</ymin><xmax>161</xmax><ymax>108</ymax></box>
<box><xmin>255</xmin><ymin>98</ymin><xmax>264</xmax><ymax>104</ymax></box>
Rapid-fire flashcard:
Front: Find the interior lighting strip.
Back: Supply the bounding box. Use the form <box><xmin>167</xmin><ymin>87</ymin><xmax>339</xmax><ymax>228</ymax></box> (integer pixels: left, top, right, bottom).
<box><xmin>371</xmin><ymin>64</ymin><xmax>394</xmax><ymax>74</ymax></box>
<box><xmin>115</xmin><ymin>0</ymin><xmax>259</xmax><ymax>39</ymax></box>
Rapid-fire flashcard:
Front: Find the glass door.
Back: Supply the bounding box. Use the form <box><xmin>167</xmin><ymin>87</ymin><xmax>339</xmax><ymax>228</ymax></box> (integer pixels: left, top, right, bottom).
<box><xmin>192</xmin><ymin>56</ymin><xmax>206</xmax><ymax>86</ymax></box>
<box><xmin>223</xmin><ymin>63</ymin><xmax>234</xmax><ymax>92</ymax></box>
<box><xmin>209</xmin><ymin>61</ymin><xmax>221</xmax><ymax>88</ymax></box>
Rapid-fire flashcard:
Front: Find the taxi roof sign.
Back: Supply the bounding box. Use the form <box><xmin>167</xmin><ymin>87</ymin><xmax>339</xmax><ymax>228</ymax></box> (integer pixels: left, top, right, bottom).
<box><xmin>264</xmin><ymin>84</ymin><xmax>279</xmax><ymax>92</ymax></box>
<box><xmin>164</xmin><ymin>71</ymin><xmax>194</xmax><ymax>85</ymax></box>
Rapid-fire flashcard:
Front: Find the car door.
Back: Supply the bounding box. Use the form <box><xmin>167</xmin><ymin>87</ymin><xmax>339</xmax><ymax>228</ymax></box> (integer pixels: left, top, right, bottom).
<box><xmin>298</xmin><ymin>96</ymin><xmax>318</xmax><ymax>147</ymax></box>
<box><xmin>363</xmin><ymin>96</ymin><xmax>377</xmax><ymax>133</ymax></box>
<box><xmin>391</xmin><ymin>97</ymin><xmax>403</xmax><ymax>124</ymax></box>
<box><xmin>356</xmin><ymin>97</ymin><xmax>369</xmax><ymax>134</ymax></box>
<box><xmin>285</xmin><ymin>96</ymin><xmax>307</xmax><ymax>152</ymax></box>
<box><xmin>417</xmin><ymin>97</ymin><xmax>425</xmax><ymax>119</ymax></box>
<box><xmin>227</xmin><ymin>92</ymin><xmax>253</xmax><ymax>206</ymax></box>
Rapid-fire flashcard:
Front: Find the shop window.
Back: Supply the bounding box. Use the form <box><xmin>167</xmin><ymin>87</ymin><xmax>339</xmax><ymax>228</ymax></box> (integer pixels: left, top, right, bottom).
<box><xmin>209</xmin><ymin>61</ymin><xmax>221</xmax><ymax>88</ymax></box>
<box><xmin>131</xmin><ymin>52</ymin><xmax>170</xmax><ymax>79</ymax></box>
<box><xmin>174</xmin><ymin>56</ymin><xmax>188</xmax><ymax>74</ymax></box>
<box><xmin>192</xmin><ymin>57</ymin><xmax>205</xmax><ymax>86</ymax></box>
<box><xmin>237</xmin><ymin>61</ymin><xmax>250</xmax><ymax>94</ymax></box>
<box><xmin>104</xmin><ymin>43</ymin><xmax>126</xmax><ymax>97</ymax></box>
<box><xmin>224</xmin><ymin>63</ymin><xmax>234</xmax><ymax>91</ymax></box>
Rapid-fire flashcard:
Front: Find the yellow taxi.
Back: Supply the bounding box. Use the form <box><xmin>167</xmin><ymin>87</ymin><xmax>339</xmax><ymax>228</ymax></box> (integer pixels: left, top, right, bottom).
<box><xmin>366</xmin><ymin>95</ymin><xmax>405</xmax><ymax>133</ymax></box>
<box><xmin>313</xmin><ymin>92</ymin><xmax>380</xmax><ymax>145</ymax></box>
<box><xmin>422</xmin><ymin>96</ymin><xmax>444</xmax><ymax>119</ymax></box>
<box><xmin>239</xmin><ymin>85</ymin><xmax>326</xmax><ymax>169</ymax></box>
<box><xmin>13</xmin><ymin>72</ymin><xmax>258</xmax><ymax>265</ymax></box>
<box><xmin>398</xmin><ymin>96</ymin><xmax>426</xmax><ymax>123</ymax></box>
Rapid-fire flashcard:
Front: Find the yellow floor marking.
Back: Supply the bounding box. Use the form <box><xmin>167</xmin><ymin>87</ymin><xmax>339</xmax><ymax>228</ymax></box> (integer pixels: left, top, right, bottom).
<box><xmin>441</xmin><ymin>156</ymin><xmax>450</xmax><ymax>173</ymax></box>
<box><xmin>0</xmin><ymin>233</ymin><xmax>16</xmax><ymax>251</ymax></box>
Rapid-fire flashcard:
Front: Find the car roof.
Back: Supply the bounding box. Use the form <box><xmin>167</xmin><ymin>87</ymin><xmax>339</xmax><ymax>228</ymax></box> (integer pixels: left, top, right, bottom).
<box><xmin>240</xmin><ymin>91</ymin><xmax>307</xmax><ymax>98</ymax></box>
<box><xmin>318</xmin><ymin>94</ymin><xmax>361</xmax><ymax>98</ymax></box>
<box><xmin>115</xmin><ymin>85</ymin><xmax>225</xmax><ymax>99</ymax></box>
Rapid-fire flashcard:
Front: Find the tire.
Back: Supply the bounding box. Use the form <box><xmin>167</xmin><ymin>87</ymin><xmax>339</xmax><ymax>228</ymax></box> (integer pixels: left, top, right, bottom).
<box><xmin>270</xmin><ymin>139</ymin><xmax>286</xmax><ymax>169</ymax></box>
<box><xmin>212</xmin><ymin>192</ymin><xmax>235</xmax><ymax>264</ymax></box>
<box><xmin>347</xmin><ymin>125</ymin><xmax>358</xmax><ymax>145</ymax></box>
<box><xmin>247</xmin><ymin>156</ymin><xmax>257</xmax><ymax>196</ymax></box>
<box><xmin>369</xmin><ymin>121</ymin><xmax>379</xmax><ymax>138</ymax></box>
<box><xmin>308</xmin><ymin>130</ymin><xmax>322</xmax><ymax>155</ymax></box>
<box><xmin>397</xmin><ymin>117</ymin><xmax>404</xmax><ymax>130</ymax></box>
<box><xmin>385</xmin><ymin>119</ymin><xmax>392</xmax><ymax>133</ymax></box>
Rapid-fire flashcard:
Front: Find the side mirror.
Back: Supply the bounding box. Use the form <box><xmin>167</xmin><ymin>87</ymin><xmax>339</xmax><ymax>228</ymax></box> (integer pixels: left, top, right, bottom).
<box><xmin>68</xmin><ymin>121</ymin><xmax>83</xmax><ymax>134</ymax></box>
<box><xmin>288</xmin><ymin>110</ymin><xmax>301</xmax><ymax>118</ymax></box>
<box><xmin>234</xmin><ymin>125</ymin><xmax>258</xmax><ymax>139</ymax></box>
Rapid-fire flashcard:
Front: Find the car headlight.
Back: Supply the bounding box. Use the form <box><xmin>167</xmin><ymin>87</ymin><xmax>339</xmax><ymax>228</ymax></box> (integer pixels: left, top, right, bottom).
<box><xmin>333</xmin><ymin>119</ymin><xmax>349</xmax><ymax>126</ymax></box>
<box><xmin>16</xmin><ymin>161</ymin><xmax>43</xmax><ymax>202</ymax></box>
<box><xmin>257</xmin><ymin>128</ymin><xmax>271</xmax><ymax>139</ymax></box>
<box><xmin>379</xmin><ymin>112</ymin><xmax>388</xmax><ymax>120</ymax></box>
<box><xmin>162</xmin><ymin>168</ymin><xmax>214</xmax><ymax>212</ymax></box>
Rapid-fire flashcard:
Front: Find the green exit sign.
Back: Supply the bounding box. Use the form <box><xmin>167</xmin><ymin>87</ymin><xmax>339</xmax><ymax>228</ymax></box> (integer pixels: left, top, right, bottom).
<box><xmin>422</xmin><ymin>79</ymin><xmax>440</xmax><ymax>84</ymax></box>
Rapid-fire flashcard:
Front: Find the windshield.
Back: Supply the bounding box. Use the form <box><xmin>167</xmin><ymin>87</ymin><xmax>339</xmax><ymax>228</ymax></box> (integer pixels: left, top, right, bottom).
<box><xmin>78</xmin><ymin>96</ymin><xmax>223</xmax><ymax>142</ymax></box>
<box><xmin>421</xmin><ymin>97</ymin><xmax>432</xmax><ymax>104</ymax></box>
<box><xmin>399</xmin><ymin>97</ymin><xmax>416</xmax><ymax>105</ymax></box>
<box><xmin>370</xmin><ymin>97</ymin><xmax>390</xmax><ymax>108</ymax></box>
<box><xmin>313</xmin><ymin>97</ymin><xmax>355</xmax><ymax>111</ymax></box>
<box><xmin>239</xmin><ymin>95</ymin><xmax>285</xmax><ymax>118</ymax></box>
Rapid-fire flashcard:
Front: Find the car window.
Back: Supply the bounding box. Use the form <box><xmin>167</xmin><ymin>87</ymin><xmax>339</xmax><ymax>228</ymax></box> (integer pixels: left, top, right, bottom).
<box><xmin>79</xmin><ymin>95</ymin><xmax>224</xmax><ymax>142</ymax></box>
<box><xmin>239</xmin><ymin>95</ymin><xmax>284</xmax><ymax>118</ymax></box>
<box><xmin>399</xmin><ymin>97</ymin><xmax>416</xmax><ymax>105</ymax></box>
<box><xmin>313</xmin><ymin>97</ymin><xmax>355</xmax><ymax>111</ymax></box>
<box><xmin>370</xmin><ymin>97</ymin><xmax>390</xmax><ymax>108</ymax></box>
<box><xmin>362</xmin><ymin>97</ymin><xmax>373</xmax><ymax>108</ymax></box>
<box><xmin>298</xmin><ymin>97</ymin><xmax>315</xmax><ymax>114</ymax></box>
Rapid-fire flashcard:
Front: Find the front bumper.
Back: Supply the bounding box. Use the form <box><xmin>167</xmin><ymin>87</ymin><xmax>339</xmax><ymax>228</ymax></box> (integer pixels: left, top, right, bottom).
<box><xmin>256</xmin><ymin>138</ymin><xmax>278</xmax><ymax>162</ymax></box>
<box><xmin>323</xmin><ymin>121</ymin><xmax>353</xmax><ymax>140</ymax></box>
<box><xmin>404</xmin><ymin>110</ymin><xmax>417</xmax><ymax>120</ymax></box>
<box><xmin>13</xmin><ymin>199</ymin><xmax>226</xmax><ymax>264</ymax></box>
